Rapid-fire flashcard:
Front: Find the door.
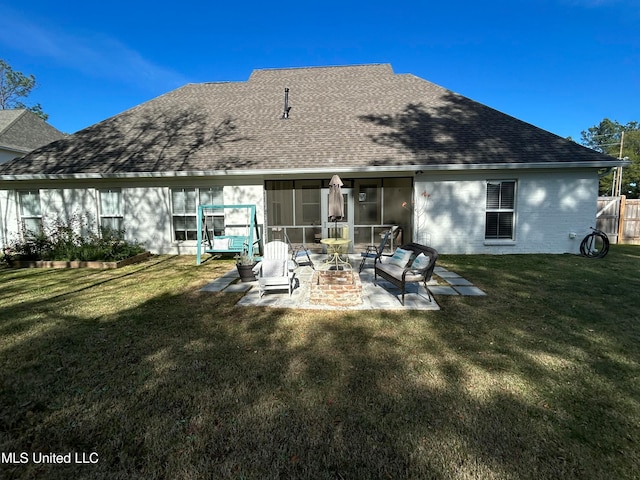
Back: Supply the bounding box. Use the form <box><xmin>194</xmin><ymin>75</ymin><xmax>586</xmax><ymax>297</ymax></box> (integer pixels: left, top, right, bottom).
<box><xmin>321</xmin><ymin>187</ymin><xmax>354</xmax><ymax>252</ymax></box>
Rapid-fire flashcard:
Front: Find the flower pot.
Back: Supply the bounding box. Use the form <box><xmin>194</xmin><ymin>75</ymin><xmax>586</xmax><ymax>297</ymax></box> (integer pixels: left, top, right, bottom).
<box><xmin>237</xmin><ymin>263</ymin><xmax>257</xmax><ymax>282</ymax></box>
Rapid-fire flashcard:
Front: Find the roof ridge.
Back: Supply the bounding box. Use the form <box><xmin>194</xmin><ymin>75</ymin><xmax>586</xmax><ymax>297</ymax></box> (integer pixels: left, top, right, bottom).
<box><xmin>253</xmin><ymin>63</ymin><xmax>391</xmax><ymax>72</ymax></box>
<box><xmin>248</xmin><ymin>63</ymin><xmax>394</xmax><ymax>81</ymax></box>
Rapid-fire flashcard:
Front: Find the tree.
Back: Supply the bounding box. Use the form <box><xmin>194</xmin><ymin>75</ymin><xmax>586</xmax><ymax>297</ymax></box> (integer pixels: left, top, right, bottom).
<box><xmin>0</xmin><ymin>59</ymin><xmax>48</xmax><ymax>120</ymax></box>
<box><xmin>581</xmin><ymin>119</ymin><xmax>640</xmax><ymax>198</ymax></box>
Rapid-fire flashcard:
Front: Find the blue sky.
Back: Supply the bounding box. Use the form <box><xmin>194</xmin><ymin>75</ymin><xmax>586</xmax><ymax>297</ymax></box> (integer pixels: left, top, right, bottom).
<box><xmin>1</xmin><ymin>0</ymin><xmax>638</xmax><ymax>141</ymax></box>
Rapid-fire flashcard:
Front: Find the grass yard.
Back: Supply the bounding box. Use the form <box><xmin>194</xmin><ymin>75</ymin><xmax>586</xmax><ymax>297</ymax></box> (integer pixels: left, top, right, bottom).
<box><xmin>1</xmin><ymin>247</ymin><xmax>639</xmax><ymax>479</ymax></box>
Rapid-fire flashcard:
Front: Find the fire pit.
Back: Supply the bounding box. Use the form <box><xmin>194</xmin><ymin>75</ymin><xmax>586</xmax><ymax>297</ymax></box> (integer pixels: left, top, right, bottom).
<box><xmin>309</xmin><ymin>269</ymin><xmax>362</xmax><ymax>307</ymax></box>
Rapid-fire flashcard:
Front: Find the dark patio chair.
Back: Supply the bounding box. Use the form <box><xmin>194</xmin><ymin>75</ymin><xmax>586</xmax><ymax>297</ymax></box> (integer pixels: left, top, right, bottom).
<box><xmin>358</xmin><ymin>227</ymin><xmax>394</xmax><ymax>272</ymax></box>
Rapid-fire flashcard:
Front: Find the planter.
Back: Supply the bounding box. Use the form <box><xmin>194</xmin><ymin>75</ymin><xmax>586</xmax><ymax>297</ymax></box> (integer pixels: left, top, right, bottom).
<box><xmin>7</xmin><ymin>251</ymin><xmax>151</xmax><ymax>269</ymax></box>
<box><xmin>237</xmin><ymin>263</ymin><xmax>257</xmax><ymax>282</ymax></box>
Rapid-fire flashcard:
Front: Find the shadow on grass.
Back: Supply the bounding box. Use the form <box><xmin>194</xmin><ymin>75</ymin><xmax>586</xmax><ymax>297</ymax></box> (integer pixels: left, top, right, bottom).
<box><xmin>1</xmin><ymin>251</ymin><xmax>639</xmax><ymax>479</ymax></box>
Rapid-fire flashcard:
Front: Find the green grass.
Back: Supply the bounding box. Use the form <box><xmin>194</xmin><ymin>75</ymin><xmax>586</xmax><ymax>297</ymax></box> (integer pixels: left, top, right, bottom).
<box><xmin>1</xmin><ymin>248</ymin><xmax>639</xmax><ymax>479</ymax></box>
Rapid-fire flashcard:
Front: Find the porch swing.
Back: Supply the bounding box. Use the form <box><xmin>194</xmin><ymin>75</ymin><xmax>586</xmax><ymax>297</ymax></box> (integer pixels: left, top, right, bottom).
<box><xmin>196</xmin><ymin>204</ymin><xmax>262</xmax><ymax>265</ymax></box>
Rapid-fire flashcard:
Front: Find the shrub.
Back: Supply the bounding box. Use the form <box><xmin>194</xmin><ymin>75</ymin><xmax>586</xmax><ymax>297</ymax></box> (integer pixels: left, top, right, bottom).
<box><xmin>2</xmin><ymin>214</ymin><xmax>146</xmax><ymax>263</ymax></box>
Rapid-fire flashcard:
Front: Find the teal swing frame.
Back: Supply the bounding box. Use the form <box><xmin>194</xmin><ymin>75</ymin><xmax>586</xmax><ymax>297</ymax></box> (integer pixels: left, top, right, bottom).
<box><xmin>196</xmin><ymin>204</ymin><xmax>261</xmax><ymax>265</ymax></box>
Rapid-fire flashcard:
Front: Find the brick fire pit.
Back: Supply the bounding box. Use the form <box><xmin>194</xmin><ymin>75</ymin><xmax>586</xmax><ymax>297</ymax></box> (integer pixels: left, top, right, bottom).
<box><xmin>309</xmin><ymin>269</ymin><xmax>363</xmax><ymax>307</ymax></box>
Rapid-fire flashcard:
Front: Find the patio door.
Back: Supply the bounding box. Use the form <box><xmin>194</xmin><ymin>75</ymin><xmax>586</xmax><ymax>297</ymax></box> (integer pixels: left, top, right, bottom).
<box><xmin>321</xmin><ymin>187</ymin><xmax>354</xmax><ymax>252</ymax></box>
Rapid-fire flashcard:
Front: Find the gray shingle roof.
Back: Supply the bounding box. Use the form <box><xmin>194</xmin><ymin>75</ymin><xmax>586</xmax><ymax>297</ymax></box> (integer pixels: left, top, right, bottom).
<box><xmin>0</xmin><ymin>109</ymin><xmax>65</xmax><ymax>154</ymax></box>
<box><xmin>0</xmin><ymin>64</ymin><xmax>617</xmax><ymax>176</ymax></box>
<box><xmin>0</xmin><ymin>110</ymin><xmax>24</xmax><ymax>132</ymax></box>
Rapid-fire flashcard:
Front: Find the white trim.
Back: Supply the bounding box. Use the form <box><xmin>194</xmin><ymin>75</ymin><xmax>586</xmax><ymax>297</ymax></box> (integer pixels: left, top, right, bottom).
<box><xmin>16</xmin><ymin>189</ymin><xmax>43</xmax><ymax>235</ymax></box>
<box><xmin>485</xmin><ymin>180</ymin><xmax>517</xmax><ymax>241</ymax></box>
<box><xmin>98</xmin><ymin>188</ymin><xmax>123</xmax><ymax>233</ymax></box>
<box><xmin>0</xmin><ymin>145</ymin><xmax>31</xmax><ymax>154</ymax></box>
<box><xmin>0</xmin><ymin>159</ymin><xmax>630</xmax><ymax>181</ymax></box>
<box><xmin>483</xmin><ymin>240</ymin><xmax>517</xmax><ymax>246</ymax></box>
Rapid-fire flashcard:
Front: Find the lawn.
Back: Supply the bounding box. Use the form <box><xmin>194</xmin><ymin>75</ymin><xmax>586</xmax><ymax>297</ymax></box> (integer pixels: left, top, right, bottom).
<box><xmin>1</xmin><ymin>247</ymin><xmax>639</xmax><ymax>479</ymax></box>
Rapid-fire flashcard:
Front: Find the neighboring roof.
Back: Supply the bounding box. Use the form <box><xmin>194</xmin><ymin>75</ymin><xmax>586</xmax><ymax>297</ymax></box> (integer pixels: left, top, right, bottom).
<box><xmin>0</xmin><ymin>109</ymin><xmax>66</xmax><ymax>155</ymax></box>
<box><xmin>0</xmin><ymin>64</ymin><xmax>621</xmax><ymax>177</ymax></box>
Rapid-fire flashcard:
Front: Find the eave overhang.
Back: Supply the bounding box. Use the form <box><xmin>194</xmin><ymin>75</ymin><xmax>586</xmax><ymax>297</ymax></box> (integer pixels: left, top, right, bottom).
<box><xmin>0</xmin><ymin>159</ymin><xmax>630</xmax><ymax>181</ymax></box>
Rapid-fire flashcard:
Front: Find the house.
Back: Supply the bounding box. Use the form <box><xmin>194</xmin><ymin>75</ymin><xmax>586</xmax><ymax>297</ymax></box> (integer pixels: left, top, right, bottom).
<box><xmin>0</xmin><ymin>64</ymin><xmax>625</xmax><ymax>255</ymax></box>
<box><xmin>0</xmin><ymin>109</ymin><xmax>65</xmax><ymax>164</ymax></box>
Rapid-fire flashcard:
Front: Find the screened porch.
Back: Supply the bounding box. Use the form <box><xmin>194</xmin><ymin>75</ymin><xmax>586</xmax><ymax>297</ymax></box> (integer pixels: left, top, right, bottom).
<box><xmin>264</xmin><ymin>177</ymin><xmax>413</xmax><ymax>253</ymax></box>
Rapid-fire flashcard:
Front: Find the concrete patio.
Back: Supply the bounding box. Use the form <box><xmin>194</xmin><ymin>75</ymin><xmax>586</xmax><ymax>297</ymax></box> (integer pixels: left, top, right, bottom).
<box><xmin>201</xmin><ymin>254</ymin><xmax>486</xmax><ymax>310</ymax></box>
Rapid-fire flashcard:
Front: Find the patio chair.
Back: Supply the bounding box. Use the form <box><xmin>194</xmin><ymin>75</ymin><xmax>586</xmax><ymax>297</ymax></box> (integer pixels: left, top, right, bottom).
<box><xmin>252</xmin><ymin>240</ymin><xmax>295</xmax><ymax>297</ymax></box>
<box><xmin>284</xmin><ymin>232</ymin><xmax>314</xmax><ymax>269</ymax></box>
<box><xmin>358</xmin><ymin>227</ymin><xmax>395</xmax><ymax>272</ymax></box>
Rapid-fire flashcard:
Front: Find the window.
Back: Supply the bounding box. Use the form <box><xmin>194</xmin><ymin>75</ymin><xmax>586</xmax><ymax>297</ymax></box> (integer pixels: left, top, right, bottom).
<box><xmin>99</xmin><ymin>189</ymin><xmax>123</xmax><ymax>235</ymax></box>
<box><xmin>199</xmin><ymin>187</ymin><xmax>225</xmax><ymax>237</ymax></box>
<box><xmin>171</xmin><ymin>187</ymin><xmax>223</xmax><ymax>241</ymax></box>
<box><xmin>485</xmin><ymin>181</ymin><xmax>516</xmax><ymax>240</ymax></box>
<box><xmin>172</xmin><ymin>188</ymin><xmax>197</xmax><ymax>240</ymax></box>
<box><xmin>18</xmin><ymin>190</ymin><xmax>42</xmax><ymax>234</ymax></box>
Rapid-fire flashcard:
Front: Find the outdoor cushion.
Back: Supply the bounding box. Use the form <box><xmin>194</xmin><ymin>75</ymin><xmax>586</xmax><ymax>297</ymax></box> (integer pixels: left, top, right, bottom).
<box><xmin>377</xmin><ymin>263</ymin><xmax>424</xmax><ymax>282</ymax></box>
<box><xmin>403</xmin><ymin>271</ymin><xmax>425</xmax><ymax>282</ymax></box>
<box><xmin>213</xmin><ymin>238</ymin><xmax>230</xmax><ymax>250</ymax></box>
<box><xmin>262</xmin><ymin>258</ymin><xmax>285</xmax><ymax>277</ymax></box>
<box><xmin>376</xmin><ymin>263</ymin><xmax>405</xmax><ymax>278</ymax></box>
<box><xmin>410</xmin><ymin>253</ymin><xmax>430</xmax><ymax>271</ymax></box>
<box><xmin>388</xmin><ymin>248</ymin><xmax>413</xmax><ymax>267</ymax></box>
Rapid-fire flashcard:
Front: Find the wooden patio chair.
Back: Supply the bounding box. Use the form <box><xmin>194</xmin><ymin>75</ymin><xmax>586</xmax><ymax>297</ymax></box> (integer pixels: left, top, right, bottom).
<box><xmin>252</xmin><ymin>240</ymin><xmax>295</xmax><ymax>297</ymax></box>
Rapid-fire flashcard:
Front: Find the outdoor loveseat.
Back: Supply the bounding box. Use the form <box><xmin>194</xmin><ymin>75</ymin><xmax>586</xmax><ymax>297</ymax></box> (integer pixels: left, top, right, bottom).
<box><xmin>374</xmin><ymin>242</ymin><xmax>438</xmax><ymax>305</ymax></box>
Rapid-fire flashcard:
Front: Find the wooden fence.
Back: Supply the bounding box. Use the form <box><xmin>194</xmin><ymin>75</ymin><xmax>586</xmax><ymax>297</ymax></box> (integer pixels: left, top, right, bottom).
<box><xmin>597</xmin><ymin>196</ymin><xmax>640</xmax><ymax>244</ymax></box>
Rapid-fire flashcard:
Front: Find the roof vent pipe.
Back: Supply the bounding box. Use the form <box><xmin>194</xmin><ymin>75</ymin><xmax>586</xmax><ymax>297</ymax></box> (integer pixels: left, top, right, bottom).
<box><xmin>281</xmin><ymin>88</ymin><xmax>291</xmax><ymax>119</ymax></box>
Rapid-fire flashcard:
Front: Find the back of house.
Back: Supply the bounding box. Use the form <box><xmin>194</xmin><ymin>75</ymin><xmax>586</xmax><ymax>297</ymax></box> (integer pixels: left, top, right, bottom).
<box><xmin>0</xmin><ymin>64</ymin><xmax>623</xmax><ymax>256</ymax></box>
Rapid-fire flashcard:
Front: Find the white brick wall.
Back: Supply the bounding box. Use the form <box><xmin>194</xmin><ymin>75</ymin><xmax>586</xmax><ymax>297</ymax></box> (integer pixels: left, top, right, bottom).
<box><xmin>0</xmin><ymin>181</ymin><xmax>265</xmax><ymax>255</ymax></box>
<box><xmin>414</xmin><ymin>169</ymin><xmax>598</xmax><ymax>254</ymax></box>
<box><xmin>40</xmin><ymin>188</ymin><xmax>99</xmax><ymax>231</ymax></box>
<box><xmin>1</xmin><ymin>171</ymin><xmax>599</xmax><ymax>256</ymax></box>
<box><xmin>122</xmin><ymin>186</ymin><xmax>173</xmax><ymax>253</ymax></box>
<box><xmin>125</xmin><ymin>182</ymin><xmax>265</xmax><ymax>255</ymax></box>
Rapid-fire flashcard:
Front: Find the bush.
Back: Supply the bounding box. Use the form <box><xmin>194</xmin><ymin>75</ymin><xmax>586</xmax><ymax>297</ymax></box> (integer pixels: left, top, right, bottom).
<box><xmin>2</xmin><ymin>214</ymin><xmax>146</xmax><ymax>263</ymax></box>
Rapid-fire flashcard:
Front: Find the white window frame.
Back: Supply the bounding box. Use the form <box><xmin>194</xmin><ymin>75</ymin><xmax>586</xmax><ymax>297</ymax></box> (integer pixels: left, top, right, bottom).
<box><xmin>98</xmin><ymin>188</ymin><xmax>123</xmax><ymax>235</ymax></box>
<box><xmin>17</xmin><ymin>190</ymin><xmax>43</xmax><ymax>236</ymax></box>
<box><xmin>485</xmin><ymin>180</ymin><xmax>516</xmax><ymax>241</ymax></box>
<box><xmin>171</xmin><ymin>187</ymin><xmax>224</xmax><ymax>242</ymax></box>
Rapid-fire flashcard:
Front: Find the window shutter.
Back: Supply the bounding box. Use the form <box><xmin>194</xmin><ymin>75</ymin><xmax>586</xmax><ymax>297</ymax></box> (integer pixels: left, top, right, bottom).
<box><xmin>485</xmin><ymin>213</ymin><xmax>498</xmax><ymax>238</ymax></box>
<box><xmin>498</xmin><ymin>212</ymin><xmax>514</xmax><ymax>238</ymax></box>
<box><xmin>486</xmin><ymin>183</ymin><xmax>501</xmax><ymax>209</ymax></box>
<box><xmin>500</xmin><ymin>182</ymin><xmax>515</xmax><ymax>209</ymax></box>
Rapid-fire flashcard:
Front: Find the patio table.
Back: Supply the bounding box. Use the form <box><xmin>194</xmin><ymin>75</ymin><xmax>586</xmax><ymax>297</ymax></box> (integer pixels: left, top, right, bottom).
<box><xmin>319</xmin><ymin>238</ymin><xmax>352</xmax><ymax>270</ymax></box>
